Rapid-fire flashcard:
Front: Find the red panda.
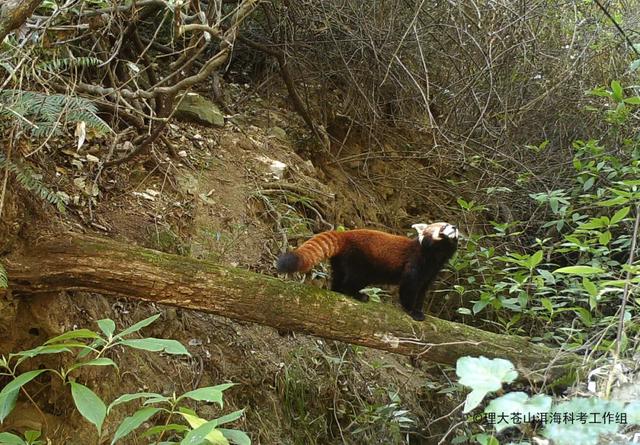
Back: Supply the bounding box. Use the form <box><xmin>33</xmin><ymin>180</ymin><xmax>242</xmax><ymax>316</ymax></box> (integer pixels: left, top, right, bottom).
<box><xmin>276</xmin><ymin>222</ymin><xmax>459</xmax><ymax>321</ymax></box>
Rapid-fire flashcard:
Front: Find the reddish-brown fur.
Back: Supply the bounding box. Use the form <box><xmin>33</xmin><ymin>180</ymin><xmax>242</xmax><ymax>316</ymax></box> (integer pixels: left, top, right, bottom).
<box><xmin>277</xmin><ymin>224</ymin><xmax>458</xmax><ymax>321</ymax></box>
<box><xmin>291</xmin><ymin>230</ymin><xmax>414</xmax><ymax>273</ymax></box>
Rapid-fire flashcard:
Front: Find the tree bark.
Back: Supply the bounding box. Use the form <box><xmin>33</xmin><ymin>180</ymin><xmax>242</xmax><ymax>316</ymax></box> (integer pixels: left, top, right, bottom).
<box><xmin>0</xmin><ymin>0</ymin><xmax>43</xmax><ymax>42</ymax></box>
<box><xmin>5</xmin><ymin>233</ymin><xmax>580</xmax><ymax>383</ymax></box>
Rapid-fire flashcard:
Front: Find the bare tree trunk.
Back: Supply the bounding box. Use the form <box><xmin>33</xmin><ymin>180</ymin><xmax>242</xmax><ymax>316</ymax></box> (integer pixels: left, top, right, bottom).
<box><xmin>5</xmin><ymin>233</ymin><xmax>579</xmax><ymax>383</ymax></box>
<box><xmin>0</xmin><ymin>0</ymin><xmax>43</xmax><ymax>42</ymax></box>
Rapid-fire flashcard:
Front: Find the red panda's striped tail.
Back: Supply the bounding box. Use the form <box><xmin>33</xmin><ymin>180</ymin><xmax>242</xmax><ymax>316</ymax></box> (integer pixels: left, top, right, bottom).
<box><xmin>276</xmin><ymin>252</ymin><xmax>302</xmax><ymax>273</ymax></box>
<box><xmin>276</xmin><ymin>231</ymin><xmax>344</xmax><ymax>273</ymax></box>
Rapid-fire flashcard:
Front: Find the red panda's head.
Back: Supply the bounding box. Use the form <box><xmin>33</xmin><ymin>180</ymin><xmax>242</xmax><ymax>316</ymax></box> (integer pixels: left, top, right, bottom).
<box><xmin>411</xmin><ymin>222</ymin><xmax>459</xmax><ymax>245</ymax></box>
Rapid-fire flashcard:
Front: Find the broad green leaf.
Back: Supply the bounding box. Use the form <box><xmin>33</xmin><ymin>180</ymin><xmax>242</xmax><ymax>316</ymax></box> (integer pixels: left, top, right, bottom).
<box><xmin>44</xmin><ymin>329</ymin><xmax>100</xmax><ymax>345</ymax></box>
<box><xmin>598</xmin><ymin>196</ymin><xmax>628</xmax><ymax>207</ymax></box>
<box><xmin>23</xmin><ymin>431</ymin><xmax>40</xmax><ymax>442</ymax></box>
<box><xmin>485</xmin><ymin>392</ymin><xmax>552</xmax><ymax>432</ymax></box>
<box><xmin>554</xmin><ymin>266</ymin><xmax>603</xmax><ymax>276</ymax></box>
<box><xmin>610</xmin><ymin>206</ymin><xmax>630</xmax><ymax>224</ymax></box>
<box><xmin>598</xmin><ymin>230</ymin><xmax>611</xmax><ymax>245</ymax></box>
<box><xmin>462</xmin><ymin>389</ymin><xmax>486</xmax><ymax>414</ymax></box>
<box><xmin>0</xmin><ymin>387</ymin><xmax>19</xmax><ymax>423</ymax></box>
<box><xmin>0</xmin><ymin>370</ymin><xmax>47</xmax><ymax>403</ymax></box>
<box><xmin>572</xmin><ymin>307</ymin><xmax>593</xmax><ymax>327</ymax></box>
<box><xmin>623</xmin><ymin>96</ymin><xmax>640</xmax><ymax>105</ymax></box>
<box><xmin>179</xmin><ymin>413</ymin><xmax>229</xmax><ymax>445</ymax></box>
<box><xmin>13</xmin><ymin>343</ymin><xmax>84</xmax><ymax>359</ymax></box>
<box><xmin>179</xmin><ymin>384</ymin><xmax>236</xmax><ymax>407</ymax></box>
<box><xmin>611</xmin><ymin>80</ymin><xmax>623</xmax><ymax>102</ymax></box>
<box><xmin>107</xmin><ymin>392</ymin><xmax>160</xmax><ymax>414</ymax></box>
<box><xmin>67</xmin><ymin>358</ymin><xmax>117</xmax><ymax>373</ymax></box>
<box><xmin>582</xmin><ymin>176</ymin><xmax>595</xmax><ymax>191</ymax></box>
<box><xmin>111</xmin><ymin>407</ymin><xmax>161</xmax><ymax>445</ymax></box>
<box><xmin>0</xmin><ymin>432</ymin><xmax>26</xmax><ymax>445</ymax></box>
<box><xmin>527</xmin><ymin>250</ymin><xmax>543</xmax><ymax>269</ymax></box>
<box><xmin>582</xmin><ymin>277</ymin><xmax>598</xmax><ymax>297</ymax></box>
<box><xmin>578</xmin><ymin>218</ymin><xmax>606</xmax><ymax>230</ymax></box>
<box><xmin>219</xmin><ymin>428</ymin><xmax>251</xmax><ymax>445</ymax></box>
<box><xmin>70</xmin><ymin>381</ymin><xmax>106</xmax><ymax>434</ymax></box>
<box><xmin>115</xmin><ymin>313</ymin><xmax>161</xmax><ymax>338</ymax></box>
<box><xmin>456</xmin><ymin>357</ymin><xmax>517</xmax><ymax>413</ymax></box>
<box><xmin>212</xmin><ymin>409</ymin><xmax>245</xmax><ymax>427</ymax></box>
<box><xmin>119</xmin><ymin>338</ymin><xmax>189</xmax><ymax>356</ymax></box>
<box><xmin>97</xmin><ymin>319</ymin><xmax>116</xmax><ymax>338</ymax></box>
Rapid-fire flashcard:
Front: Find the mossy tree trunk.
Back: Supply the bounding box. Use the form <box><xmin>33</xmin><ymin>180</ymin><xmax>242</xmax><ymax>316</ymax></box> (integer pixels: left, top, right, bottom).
<box><xmin>5</xmin><ymin>233</ymin><xmax>580</xmax><ymax>382</ymax></box>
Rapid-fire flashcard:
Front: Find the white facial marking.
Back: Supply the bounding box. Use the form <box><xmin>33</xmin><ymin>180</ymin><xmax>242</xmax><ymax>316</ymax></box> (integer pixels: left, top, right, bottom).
<box><xmin>412</xmin><ymin>223</ymin><xmax>428</xmax><ymax>243</ymax></box>
<box><xmin>442</xmin><ymin>224</ymin><xmax>458</xmax><ymax>239</ymax></box>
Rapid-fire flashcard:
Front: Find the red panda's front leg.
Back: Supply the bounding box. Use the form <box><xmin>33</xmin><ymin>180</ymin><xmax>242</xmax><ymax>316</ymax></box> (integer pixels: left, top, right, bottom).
<box><xmin>399</xmin><ymin>272</ymin><xmax>426</xmax><ymax>321</ymax></box>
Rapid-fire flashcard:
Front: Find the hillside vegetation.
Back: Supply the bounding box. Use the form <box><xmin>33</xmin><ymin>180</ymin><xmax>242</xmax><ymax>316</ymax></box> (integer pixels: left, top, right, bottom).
<box><xmin>0</xmin><ymin>1</ymin><xmax>639</xmax><ymax>444</ymax></box>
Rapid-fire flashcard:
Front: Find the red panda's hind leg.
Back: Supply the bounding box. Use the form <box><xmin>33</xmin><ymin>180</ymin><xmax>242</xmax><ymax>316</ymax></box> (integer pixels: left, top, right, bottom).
<box><xmin>330</xmin><ymin>256</ymin><xmax>369</xmax><ymax>302</ymax></box>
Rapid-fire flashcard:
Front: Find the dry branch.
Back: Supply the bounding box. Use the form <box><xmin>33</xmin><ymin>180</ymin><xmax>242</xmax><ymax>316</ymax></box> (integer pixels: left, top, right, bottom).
<box><xmin>5</xmin><ymin>233</ymin><xmax>580</xmax><ymax>383</ymax></box>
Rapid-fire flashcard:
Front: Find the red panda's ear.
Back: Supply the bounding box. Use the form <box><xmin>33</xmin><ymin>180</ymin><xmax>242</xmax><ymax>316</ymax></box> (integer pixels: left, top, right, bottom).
<box><xmin>412</xmin><ymin>223</ymin><xmax>428</xmax><ymax>242</ymax></box>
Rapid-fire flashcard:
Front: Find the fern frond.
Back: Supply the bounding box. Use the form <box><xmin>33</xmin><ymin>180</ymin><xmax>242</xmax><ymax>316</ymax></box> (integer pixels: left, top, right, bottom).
<box><xmin>0</xmin><ymin>263</ymin><xmax>7</xmax><ymax>289</ymax></box>
<box><xmin>37</xmin><ymin>56</ymin><xmax>101</xmax><ymax>72</ymax></box>
<box><xmin>0</xmin><ymin>89</ymin><xmax>111</xmax><ymax>139</ymax></box>
<box><xmin>0</xmin><ymin>152</ymin><xmax>66</xmax><ymax>213</ymax></box>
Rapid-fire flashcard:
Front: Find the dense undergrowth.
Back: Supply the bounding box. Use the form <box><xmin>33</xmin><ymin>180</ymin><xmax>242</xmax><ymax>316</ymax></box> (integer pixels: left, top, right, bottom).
<box><xmin>1</xmin><ymin>0</ymin><xmax>640</xmax><ymax>444</ymax></box>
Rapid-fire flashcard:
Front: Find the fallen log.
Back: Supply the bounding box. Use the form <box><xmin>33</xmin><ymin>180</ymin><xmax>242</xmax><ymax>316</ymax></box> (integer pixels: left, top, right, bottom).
<box><xmin>5</xmin><ymin>233</ymin><xmax>580</xmax><ymax>383</ymax></box>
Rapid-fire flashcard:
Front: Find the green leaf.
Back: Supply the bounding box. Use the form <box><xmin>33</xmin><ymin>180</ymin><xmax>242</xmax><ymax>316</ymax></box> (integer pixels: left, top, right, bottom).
<box><xmin>598</xmin><ymin>230</ymin><xmax>611</xmax><ymax>245</ymax></box>
<box><xmin>457</xmin><ymin>198</ymin><xmax>469</xmax><ymax>210</ymax></box>
<box><xmin>0</xmin><ymin>432</ymin><xmax>26</xmax><ymax>445</ymax></box>
<box><xmin>0</xmin><ymin>370</ymin><xmax>47</xmax><ymax>404</ymax></box>
<box><xmin>67</xmin><ymin>358</ymin><xmax>117</xmax><ymax>373</ymax></box>
<box><xmin>541</xmin><ymin>298</ymin><xmax>554</xmax><ymax>315</ymax></box>
<box><xmin>119</xmin><ymin>338</ymin><xmax>189</xmax><ymax>356</ymax></box>
<box><xmin>179</xmin><ymin>384</ymin><xmax>236</xmax><ymax>408</ymax></box>
<box><xmin>578</xmin><ymin>218</ymin><xmax>606</xmax><ymax>230</ymax></box>
<box><xmin>97</xmin><ymin>319</ymin><xmax>116</xmax><ymax>338</ymax></box>
<box><xmin>179</xmin><ymin>413</ymin><xmax>229</xmax><ymax>445</ymax></box>
<box><xmin>610</xmin><ymin>206</ymin><xmax>630</xmax><ymax>224</ymax></box>
<box><xmin>70</xmin><ymin>381</ymin><xmax>106</xmax><ymax>435</ymax></box>
<box><xmin>526</xmin><ymin>250</ymin><xmax>543</xmax><ymax>269</ymax></box>
<box><xmin>0</xmin><ymin>387</ymin><xmax>19</xmax><ymax>423</ymax></box>
<box><xmin>572</xmin><ymin>307</ymin><xmax>593</xmax><ymax>327</ymax></box>
<box><xmin>623</xmin><ymin>96</ymin><xmax>640</xmax><ymax>105</ymax></box>
<box><xmin>456</xmin><ymin>357</ymin><xmax>517</xmax><ymax>413</ymax></box>
<box><xmin>44</xmin><ymin>329</ymin><xmax>100</xmax><ymax>345</ymax></box>
<box><xmin>582</xmin><ymin>176</ymin><xmax>595</xmax><ymax>191</ymax></box>
<box><xmin>630</xmin><ymin>59</ymin><xmax>640</xmax><ymax>72</ymax></box>
<box><xmin>111</xmin><ymin>407</ymin><xmax>161</xmax><ymax>445</ymax></box>
<box><xmin>115</xmin><ymin>313</ymin><xmax>161</xmax><ymax>339</ymax></box>
<box><xmin>23</xmin><ymin>430</ymin><xmax>40</xmax><ymax>442</ymax></box>
<box><xmin>582</xmin><ymin>277</ymin><xmax>598</xmax><ymax>297</ymax></box>
<box><xmin>554</xmin><ymin>266</ymin><xmax>604</xmax><ymax>276</ymax></box>
<box><xmin>598</xmin><ymin>196</ymin><xmax>628</xmax><ymax>206</ymax></box>
<box><xmin>219</xmin><ymin>429</ymin><xmax>251</xmax><ymax>445</ymax></box>
<box><xmin>611</xmin><ymin>80</ymin><xmax>623</xmax><ymax>102</ymax></box>
<box><xmin>212</xmin><ymin>409</ymin><xmax>245</xmax><ymax>427</ymax></box>
<box><xmin>107</xmin><ymin>392</ymin><xmax>161</xmax><ymax>414</ymax></box>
